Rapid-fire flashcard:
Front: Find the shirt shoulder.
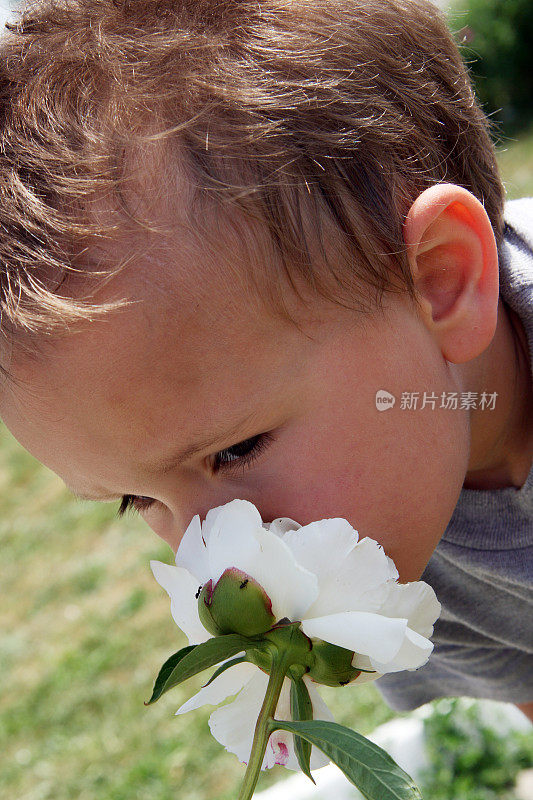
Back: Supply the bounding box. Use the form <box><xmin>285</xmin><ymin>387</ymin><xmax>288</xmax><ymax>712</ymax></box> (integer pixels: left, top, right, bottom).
<box><xmin>503</xmin><ymin>197</ymin><xmax>533</xmax><ymax>249</ymax></box>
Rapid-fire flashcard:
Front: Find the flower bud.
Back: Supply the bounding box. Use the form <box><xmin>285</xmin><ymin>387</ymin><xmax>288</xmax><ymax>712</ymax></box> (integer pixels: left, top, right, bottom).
<box><xmin>198</xmin><ymin>568</ymin><xmax>276</xmax><ymax>637</ymax></box>
<box><xmin>307</xmin><ymin>639</ymin><xmax>361</xmax><ymax>687</ymax></box>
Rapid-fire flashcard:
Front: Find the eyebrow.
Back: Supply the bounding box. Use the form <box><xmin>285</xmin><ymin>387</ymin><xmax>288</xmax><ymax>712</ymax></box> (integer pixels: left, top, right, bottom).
<box><xmin>67</xmin><ymin>410</ymin><xmax>261</xmax><ymax>502</ymax></box>
<box><xmin>141</xmin><ymin>411</ymin><xmax>260</xmax><ymax>474</ymax></box>
<box><xmin>69</xmin><ymin>488</ymin><xmax>118</xmax><ymax>503</ymax></box>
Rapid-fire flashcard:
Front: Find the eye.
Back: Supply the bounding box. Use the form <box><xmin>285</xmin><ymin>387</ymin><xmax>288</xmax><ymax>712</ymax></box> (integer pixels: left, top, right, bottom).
<box><xmin>117</xmin><ymin>494</ymin><xmax>156</xmax><ymax>517</ymax></box>
<box><xmin>212</xmin><ymin>432</ymin><xmax>274</xmax><ymax>475</ymax></box>
<box><xmin>117</xmin><ymin>433</ymin><xmax>274</xmax><ymax>515</ymax></box>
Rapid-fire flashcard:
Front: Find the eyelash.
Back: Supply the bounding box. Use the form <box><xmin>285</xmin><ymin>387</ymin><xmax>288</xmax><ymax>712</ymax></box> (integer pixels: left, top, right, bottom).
<box><xmin>212</xmin><ymin>432</ymin><xmax>273</xmax><ymax>474</ymax></box>
<box><xmin>118</xmin><ymin>494</ymin><xmax>155</xmax><ymax>517</ymax></box>
<box><xmin>117</xmin><ymin>432</ymin><xmax>273</xmax><ymax>518</ymax></box>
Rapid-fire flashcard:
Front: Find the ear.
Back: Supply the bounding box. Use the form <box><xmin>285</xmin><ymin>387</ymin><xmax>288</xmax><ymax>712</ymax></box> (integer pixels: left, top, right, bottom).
<box><xmin>404</xmin><ymin>183</ymin><xmax>499</xmax><ymax>364</ymax></box>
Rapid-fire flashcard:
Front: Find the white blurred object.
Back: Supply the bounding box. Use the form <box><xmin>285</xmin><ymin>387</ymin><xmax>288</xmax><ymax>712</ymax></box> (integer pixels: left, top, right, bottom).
<box><xmin>0</xmin><ymin>0</ymin><xmax>19</xmax><ymax>32</ymax></box>
<box><xmin>256</xmin><ymin>700</ymin><xmax>531</xmax><ymax>800</ymax></box>
<box><xmin>516</xmin><ymin>769</ymin><xmax>533</xmax><ymax>800</ymax></box>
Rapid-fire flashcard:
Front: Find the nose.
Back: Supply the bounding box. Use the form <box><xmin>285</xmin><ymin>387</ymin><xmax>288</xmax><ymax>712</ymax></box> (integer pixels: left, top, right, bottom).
<box><xmin>149</xmin><ymin>485</ymin><xmax>262</xmax><ymax>553</ymax></box>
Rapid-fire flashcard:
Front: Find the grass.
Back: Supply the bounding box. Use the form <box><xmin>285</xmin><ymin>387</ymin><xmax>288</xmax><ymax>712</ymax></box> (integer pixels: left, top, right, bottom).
<box><xmin>497</xmin><ymin>122</ymin><xmax>533</xmax><ymax>199</ymax></box>
<box><xmin>1</xmin><ymin>130</ymin><xmax>532</xmax><ymax>800</ymax></box>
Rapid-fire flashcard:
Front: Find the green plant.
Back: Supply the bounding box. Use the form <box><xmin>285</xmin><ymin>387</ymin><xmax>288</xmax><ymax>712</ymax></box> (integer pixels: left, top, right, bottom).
<box><xmin>451</xmin><ymin>0</ymin><xmax>533</xmax><ymax>135</ymax></box>
<box><xmin>420</xmin><ymin>699</ymin><xmax>533</xmax><ymax>800</ymax></box>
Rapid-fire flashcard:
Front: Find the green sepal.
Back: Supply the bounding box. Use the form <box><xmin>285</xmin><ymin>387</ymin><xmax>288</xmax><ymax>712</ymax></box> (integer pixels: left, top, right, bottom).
<box><xmin>244</xmin><ymin>641</ymin><xmax>273</xmax><ymax>674</ymax></box>
<box><xmin>307</xmin><ymin>639</ymin><xmax>365</xmax><ymax>687</ymax></box>
<box><xmin>264</xmin><ymin>620</ymin><xmax>312</xmax><ymax>668</ymax></box>
<box><xmin>268</xmin><ymin>719</ymin><xmax>423</xmax><ymax>800</ymax></box>
<box><xmin>145</xmin><ymin>634</ymin><xmax>250</xmax><ymax>705</ymax></box>
<box><xmin>289</xmin><ymin>679</ymin><xmax>315</xmax><ymax>784</ymax></box>
<box><xmin>201</xmin><ymin>655</ymin><xmax>248</xmax><ymax>689</ymax></box>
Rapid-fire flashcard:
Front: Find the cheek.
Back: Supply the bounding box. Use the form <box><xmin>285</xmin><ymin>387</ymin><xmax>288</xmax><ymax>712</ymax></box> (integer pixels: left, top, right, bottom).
<box><xmin>252</xmin><ymin>401</ymin><xmax>470</xmax><ymax>582</ymax></box>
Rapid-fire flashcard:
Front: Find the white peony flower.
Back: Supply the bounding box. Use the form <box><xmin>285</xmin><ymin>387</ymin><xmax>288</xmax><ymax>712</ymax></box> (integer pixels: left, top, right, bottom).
<box><xmin>150</xmin><ymin>499</ymin><xmax>441</xmax><ymax>771</ymax></box>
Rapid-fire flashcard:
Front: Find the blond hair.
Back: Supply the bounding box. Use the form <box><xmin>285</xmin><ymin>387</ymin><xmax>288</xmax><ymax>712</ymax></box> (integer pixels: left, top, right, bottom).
<box><xmin>0</xmin><ymin>0</ymin><xmax>504</xmax><ymax>370</ymax></box>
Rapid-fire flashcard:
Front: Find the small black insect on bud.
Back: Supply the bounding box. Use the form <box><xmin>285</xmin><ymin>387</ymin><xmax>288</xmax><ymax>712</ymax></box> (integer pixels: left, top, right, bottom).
<box><xmin>195</xmin><ymin>585</ymin><xmax>202</xmax><ymax>599</ymax></box>
<box><xmin>339</xmin><ymin>679</ymin><xmax>350</xmax><ymax>686</ymax></box>
<box><xmin>239</xmin><ymin>579</ymin><xmax>249</xmax><ymax>589</ymax></box>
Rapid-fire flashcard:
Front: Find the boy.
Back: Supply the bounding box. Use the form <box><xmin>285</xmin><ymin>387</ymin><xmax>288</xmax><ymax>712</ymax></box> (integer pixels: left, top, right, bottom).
<box><xmin>0</xmin><ymin>0</ymin><xmax>531</xmax><ymax>720</ymax></box>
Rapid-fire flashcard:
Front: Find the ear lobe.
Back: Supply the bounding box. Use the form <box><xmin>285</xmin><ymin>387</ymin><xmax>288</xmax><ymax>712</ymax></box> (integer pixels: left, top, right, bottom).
<box><xmin>404</xmin><ymin>184</ymin><xmax>500</xmax><ymax>364</ymax></box>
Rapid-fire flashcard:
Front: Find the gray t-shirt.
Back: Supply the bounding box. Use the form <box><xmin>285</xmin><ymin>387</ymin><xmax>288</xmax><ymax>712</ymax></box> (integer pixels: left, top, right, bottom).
<box><xmin>376</xmin><ymin>198</ymin><xmax>533</xmax><ymax>712</ymax></box>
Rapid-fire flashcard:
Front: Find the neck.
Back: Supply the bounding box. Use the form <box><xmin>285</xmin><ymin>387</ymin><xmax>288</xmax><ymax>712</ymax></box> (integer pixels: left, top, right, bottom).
<box><xmin>463</xmin><ymin>298</ymin><xmax>533</xmax><ymax>490</ymax></box>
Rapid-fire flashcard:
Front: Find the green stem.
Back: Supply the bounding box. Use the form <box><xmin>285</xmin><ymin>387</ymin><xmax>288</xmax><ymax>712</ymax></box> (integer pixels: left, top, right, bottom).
<box><xmin>238</xmin><ymin>649</ymin><xmax>290</xmax><ymax>800</ymax></box>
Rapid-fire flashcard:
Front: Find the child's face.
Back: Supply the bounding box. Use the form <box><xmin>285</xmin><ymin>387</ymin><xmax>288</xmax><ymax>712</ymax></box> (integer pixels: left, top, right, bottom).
<box><xmin>0</xmin><ymin>234</ymin><xmax>470</xmax><ymax>583</ymax></box>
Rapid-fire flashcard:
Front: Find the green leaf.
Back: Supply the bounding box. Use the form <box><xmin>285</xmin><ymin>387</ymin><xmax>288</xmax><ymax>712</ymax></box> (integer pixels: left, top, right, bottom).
<box><xmin>270</xmin><ymin>719</ymin><xmax>423</xmax><ymax>800</ymax></box>
<box><xmin>145</xmin><ymin>644</ymin><xmax>197</xmax><ymax>705</ymax></box>
<box><xmin>201</xmin><ymin>655</ymin><xmax>247</xmax><ymax>689</ymax></box>
<box><xmin>289</xmin><ymin>679</ymin><xmax>315</xmax><ymax>785</ymax></box>
<box><xmin>145</xmin><ymin>634</ymin><xmax>250</xmax><ymax>705</ymax></box>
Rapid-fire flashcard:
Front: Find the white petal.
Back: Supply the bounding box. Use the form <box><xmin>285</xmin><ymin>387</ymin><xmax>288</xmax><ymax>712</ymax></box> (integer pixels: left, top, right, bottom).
<box><xmin>174</xmin><ymin>514</ymin><xmax>210</xmax><ymax>583</ymax></box>
<box><xmin>266</xmin><ymin>517</ymin><xmax>302</xmax><ymax>537</ymax></box>
<box><xmin>350</xmin><ymin>653</ymin><xmax>381</xmax><ymax>683</ymax></box>
<box><xmin>281</xmin><ymin>522</ymin><xmax>397</xmax><ymax>617</ymax></box>
<box><xmin>370</xmin><ymin>627</ymin><xmax>434</xmax><ymax>674</ymax></box>
<box><xmin>247</xmin><ymin>525</ymin><xmax>319</xmax><ymax>620</ymax></box>
<box><xmin>264</xmin><ymin>732</ymin><xmax>291</xmax><ymax>769</ymax></box>
<box><xmin>301</xmin><ymin>611</ymin><xmax>408</xmax><ymax>664</ymax></box>
<box><xmin>281</xmin><ymin>518</ymin><xmax>359</xmax><ymax>583</ymax></box>
<box><xmin>266</xmin><ymin>676</ymin><xmax>334</xmax><ymax>772</ymax></box>
<box><xmin>309</xmin><ymin>537</ymin><xmax>399</xmax><ymax>618</ymax></box>
<box><xmin>351</xmin><ymin>653</ymin><xmax>374</xmax><ymax>672</ymax></box>
<box><xmin>385</xmin><ymin>556</ymin><xmax>400</xmax><ymax>582</ymax></box>
<box><xmin>208</xmin><ymin>668</ymin><xmax>270</xmax><ymax>766</ymax></box>
<box><xmin>261</xmin><ymin>677</ymin><xmax>302</xmax><ymax>770</ymax></box>
<box><xmin>208</xmin><ymin>668</ymin><xmax>334</xmax><ymax>773</ymax></box>
<box><xmin>150</xmin><ymin>560</ymin><xmax>211</xmax><ymax>644</ymax></box>
<box><xmin>351</xmin><ymin>669</ymin><xmax>382</xmax><ymax>686</ymax></box>
<box><xmin>175</xmin><ymin>659</ymin><xmax>254</xmax><ymax>714</ymax></box>
<box><xmin>261</xmin><ymin>680</ymin><xmax>301</xmax><ymax>771</ymax></box>
<box><xmin>348</xmin><ymin>652</ymin><xmax>381</xmax><ymax>684</ymax></box>
<box><xmin>303</xmin><ymin>676</ymin><xmax>336</xmax><ymax>725</ymax></box>
<box><xmin>208</xmin><ymin>516</ymin><xmax>318</xmax><ymax>621</ymax></box>
<box><xmin>205</xmin><ymin>502</ymin><xmax>265</xmax><ymax>585</ymax></box>
<box><xmin>378</xmin><ymin>581</ymin><xmax>441</xmax><ymax>639</ymax></box>
<box><xmin>203</xmin><ymin>499</ymin><xmax>264</xmax><ymax>551</ymax></box>
<box><xmin>208</xmin><ymin>670</ymin><xmax>305</xmax><ymax>771</ymax></box>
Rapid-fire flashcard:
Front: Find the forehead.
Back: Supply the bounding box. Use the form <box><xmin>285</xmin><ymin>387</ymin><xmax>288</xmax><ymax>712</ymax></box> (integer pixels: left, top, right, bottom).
<box><xmin>0</xmin><ymin>220</ymin><xmax>320</xmax><ymax>482</ymax></box>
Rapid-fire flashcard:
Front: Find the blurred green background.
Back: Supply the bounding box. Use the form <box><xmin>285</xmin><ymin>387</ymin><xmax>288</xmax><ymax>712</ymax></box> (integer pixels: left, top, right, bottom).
<box><xmin>451</xmin><ymin>0</ymin><xmax>533</xmax><ymax>135</ymax></box>
<box><xmin>1</xmin><ymin>0</ymin><xmax>533</xmax><ymax>796</ymax></box>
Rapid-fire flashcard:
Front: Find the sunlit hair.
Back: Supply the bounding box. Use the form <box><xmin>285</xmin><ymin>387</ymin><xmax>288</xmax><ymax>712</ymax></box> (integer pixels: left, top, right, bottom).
<box><xmin>0</xmin><ymin>0</ymin><xmax>504</xmax><ymax>372</ymax></box>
